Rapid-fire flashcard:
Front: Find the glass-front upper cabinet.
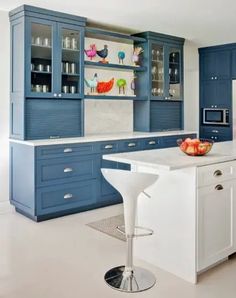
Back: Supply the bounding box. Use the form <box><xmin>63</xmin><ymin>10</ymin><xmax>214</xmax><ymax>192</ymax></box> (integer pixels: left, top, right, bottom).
<box><xmin>151</xmin><ymin>44</ymin><xmax>164</xmax><ymax>99</ymax></box>
<box><xmin>151</xmin><ymin>42</ymin><xmax>183</xmax><ymax>101</ymax></box>
<box><xmin>58</xmin><ymin>24</ymin><xmax>83</xmax><ymax>99</ymax></box>
<box><xmin>26</xmin><ymin>18</ymin><xmax>84</xmax><ymax>99</ymax></box>
<box><xmin>168</xmin><ymin>47</ymin><xmax>182</xmax><ymax>101</ymax></box>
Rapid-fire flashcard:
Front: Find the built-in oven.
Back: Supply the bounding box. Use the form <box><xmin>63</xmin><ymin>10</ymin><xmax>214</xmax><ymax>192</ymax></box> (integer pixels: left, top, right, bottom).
<box><xmin>203</xmin><ymin>108</ymin><xmax>229</xmax><ymax>125</ymax></box>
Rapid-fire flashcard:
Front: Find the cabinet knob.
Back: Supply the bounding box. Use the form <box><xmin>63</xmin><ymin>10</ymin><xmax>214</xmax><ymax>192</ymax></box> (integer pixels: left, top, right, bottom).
<box><xmin>53</xmin><ymin>93</ymin><xmax>57</xmax><ymax>97</ymax></box>
<box><xmin>64</xmin><ymin>193</ymin><xmax>73</xmax><ymax>200</ymax></box>
<box><xmin>215</xmin><ymin>76</ymin><xmax>217</xmax><ymax>80</ymax></box>
<box><xmin>104</xmin><ymin>144</ymin><xmax>113</xmax><ymax>149</ymax></box>
<box><xmin>212</xmin><ymin>130</ymin><xmax>219</xmax><ymax>133</ymax></box>
<box><xmin>214</xmin><ymin>169</ymin><xmax>222</xmax><ymax>177</ymax></box>
<box><xmin>215</xmin><ymin>184</ymin><xmax>224</xmax><ymax>191</ymax></box>
<box><xmin>64</xmin><ymin>167</ymin><xmax>73</xmax><ymax>173</ymax></box>
<box><xmin>148</xmin><ymin>140</ymin><xmax>156</xmax><ymax>145</ymax></box>
<box><xmin>64</xmin><ymin>148</ymin><xmax>73</xmax><ymax>153</ymax></box>
<box><xmin>128</xmin><ymin>142</ymin><xmax>136</xmax><ymax>147</ymax></box>
<box><xmin>211</xmin><ymin>77</ymin><xmax>214</xmax><ymax>80</ymax></box>
<box><xmin>58</xmin><ymin>93</ymin><xmax>62</xmax><ymax>97</ymax></box>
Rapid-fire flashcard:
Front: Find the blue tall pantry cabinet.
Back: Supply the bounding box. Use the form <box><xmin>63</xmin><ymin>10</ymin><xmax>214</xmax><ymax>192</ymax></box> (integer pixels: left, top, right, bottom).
<box><xmin>9</xmin><ymin>5</ymin><xmax>86</xmax><ymax>140</ymax></box>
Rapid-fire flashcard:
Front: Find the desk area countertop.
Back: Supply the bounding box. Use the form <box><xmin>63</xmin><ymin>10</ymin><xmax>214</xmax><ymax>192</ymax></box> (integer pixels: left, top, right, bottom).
<box><xmin>9</xmin><ymin>130</ymin><xmax>196</xmax><ymax>146</ymax></box>
<box><xmin>103</xmin><ymin>141</ymin><xmax>236</xmax><ymax>170</ymax></box>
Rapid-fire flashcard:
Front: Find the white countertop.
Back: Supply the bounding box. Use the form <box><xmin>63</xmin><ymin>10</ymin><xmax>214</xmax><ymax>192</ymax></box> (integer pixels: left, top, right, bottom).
<box><xmin>9</xmin><ymin>130</ymin><xmax>196</xmax><ymax>146</ymax></box>
<box><xmin>103</xmin><ymin>141</ymin><xmax>236</xmax><ymax>170</ymax></box>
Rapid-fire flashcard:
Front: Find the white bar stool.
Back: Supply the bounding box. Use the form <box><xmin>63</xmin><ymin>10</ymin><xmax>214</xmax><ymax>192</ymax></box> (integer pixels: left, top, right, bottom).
<box><xmin>101</xmin><ymin>168</ymin><xmax>158</xmax><ymax>293</ymax></box>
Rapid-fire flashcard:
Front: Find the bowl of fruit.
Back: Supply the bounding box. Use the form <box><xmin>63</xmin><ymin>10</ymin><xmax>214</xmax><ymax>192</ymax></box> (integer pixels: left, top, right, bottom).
<box><xmin>177</xmin><ymin>138</ymin><xmax>213</xmax><ymax>156</ymax></box>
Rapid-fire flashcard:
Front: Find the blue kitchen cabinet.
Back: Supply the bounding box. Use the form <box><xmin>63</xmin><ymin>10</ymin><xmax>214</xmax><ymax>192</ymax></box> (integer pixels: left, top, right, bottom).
<box><xmin>133</xmin><ymin>31</ymin><xmax>185</xmax><ymax>132</ymax></box>
<box><xmin>200</xmin><ymin>126</ymin><xmax>232</xmax><ymax>142</ymax></box>
<box><xmin>231</xmin><ymin>49</ymin><xmax>236</xmax><ymax>79</ymax></box>
<box><xmin>9</xmin><ymin>5</ymin><xmax>86</xmax><ymax>140</ymax></box>
<box><xmin>200</xmin><ymin>50</ymin><xmax>231</xmax><ymax>81</ymax></box>
<box><xmin>10</xmin><ymin>133</ymin><xmax>197</xmax><ymax>221</ymax></box>
<box><xmin>199</xmin><ymin>45</ymin><xmax>234</xmax><ymax>142</ymax></box>
<box><xmin>200</xmin><ymin>79</ymin><xmax>232</xmax><ymax>108</ymax></box>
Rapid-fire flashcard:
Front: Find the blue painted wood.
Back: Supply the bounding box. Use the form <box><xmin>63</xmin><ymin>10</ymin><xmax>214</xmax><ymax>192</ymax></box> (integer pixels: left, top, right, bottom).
<box><xmin>162</xmin><ymin>134</ymin><xmax>196</xmax><ymax>148</ymax></box>
<box><xmin>133</xmin><ymin>31</ymin><xmax>184</xmax><ymax>132</ymax></box>
<box><xmin>200</xmin><ymin>79</ymin><xmax>232</xmax><ymax>108</ymax></box>
<box><xmin>200</xmin><ymin>50</ymin><xmax>231</xmax><ymax>80</ymax></box>
<box><xmin>10</xmin><ymin>97</ymin><xmax>25</xmax><ymax>139</ymax></box>
<box><xmin>36</xmin><ymin>179</ymin><xmax>97</xmax><ymax>215</ymax></box>
<box><xmin>200</xmin><ymin>125</ymin><xmax>232</xmax><ymax>142</ymax></box>
<box><xmin>11</xmin><ymin>134</ymin><xmax>197</xmax><ymax>221</ymax></box>
<box><xmin>10</xmin><ymin>142</ymin><xmax>35</xmax><ymax>216</ymax></box>
<box><xmin>36</xmin><ymin>143</ymin><xmax>96</xmax><ymax>159</ymax></box>
<box><xmin>84</xmin><ymin>61</ymin><xmax>147</xmax><ymax>72</ymax></box>
<box><xmin>9</xmin><ymin>5</ymin><xmax>86</xmax><ymax>27</ymax></box>
<box><xmin>36</xmin><ymin>155</ymin><xmax>100</xmax><ymax>187</ymax></box>
<box><xmin>150</xmin><ymin>101</ymin><xmax>182</xmax><ymax>131</ymax></box>
<box><xmin>231</xmin><ymin>49</ymin><xmax>236</xmax><ymax>79</ymax></box>
<box><xmin>25</xmin><ymin>99</ymin><xmax>82</xmax><ymax>140</ymax></box>
<box><xmin>118</xmin><ymin>139</ymin><xmax>142</xmax><ymax>152</ymax></box>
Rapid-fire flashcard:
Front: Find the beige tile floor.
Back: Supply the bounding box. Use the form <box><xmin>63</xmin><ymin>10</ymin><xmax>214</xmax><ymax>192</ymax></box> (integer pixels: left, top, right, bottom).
<box><xmin>0</xmin><ymin>204</ymin><xmax>236</xmax><ymax>298</ymax></box>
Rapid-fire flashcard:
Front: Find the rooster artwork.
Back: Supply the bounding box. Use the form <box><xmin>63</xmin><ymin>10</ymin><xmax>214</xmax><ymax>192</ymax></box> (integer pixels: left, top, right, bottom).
<box><xmin>84</xmin><ymin>44</ymin><xmax>97</xmax><ymax>61</ymax></box>
<box><xmin>132</xmin><ymin>46</ymin><xmax>144</xmax><ymax>66</ymax></box>
<box><xmin>84</xmin><ymin>73</ymin><xmax>98</xmax><ymax>94</ymax></box>
<box><xmin>96</xmin><ymin>45</ymin><xmax>109</xmax><ymax>63</ymax></box>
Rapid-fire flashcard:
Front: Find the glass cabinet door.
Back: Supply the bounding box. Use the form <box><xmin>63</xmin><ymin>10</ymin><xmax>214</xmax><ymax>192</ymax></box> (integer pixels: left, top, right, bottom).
<box><xmin>167</xmin><ymin>47</ymin><xmax>182</xmax><ymax>100</ymax></box>
<box><xmin>27</xmin><ymin>19</ymin><xmax>56</xmax><ymax>98</ymax></box>
<box><xmin>151</xmin><ymin>43</ymin><xmax>164</xmax><ymax>99</ymax></box>
<box><xmin>58</xmin><ymin>24</ymin><xmax>83</xmax><ymax>98</ymax></box>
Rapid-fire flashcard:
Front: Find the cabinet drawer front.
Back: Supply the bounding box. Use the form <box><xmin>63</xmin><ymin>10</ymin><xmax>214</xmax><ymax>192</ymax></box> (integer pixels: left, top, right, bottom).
<box><xmin>36</xmin><ymin>143</ymin><xmax>95</xmax><ymax>159</ymax></box>
<box><xmin>142</xmin><ymin>137</ymin><xmax>162</xmax><ymax>150</ymax></box>
<box><xmin>198</xmin><ymin>161</ymin><xmax>236</xmax><ymax>187</ymax></box>
<box><xmin>98</xmin><ymin>141</ymin><xmax>118</xmax><ymax>153</ymax></box>
<box><xmin>37</xmin><ymin>155</ymin><xmax>100</xmax><ymax>187</ymax></box>
<box><xmin>162</xmin><ymin>134</ymin><xmax>196</xmax><ymax>148</ymax></box>
<box><xmin>118</xmin><ymin>139</ymin><xmax>142</xmax><ymax>152</ymax></box>
<box><xmin>36</xmin><ymin>180</ymin><xmax>97</xmax><ymax>215</ymax></box>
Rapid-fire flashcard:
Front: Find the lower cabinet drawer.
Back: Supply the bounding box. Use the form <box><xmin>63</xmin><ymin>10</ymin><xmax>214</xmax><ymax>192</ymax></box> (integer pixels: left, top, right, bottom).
<box><xmin>162</xmin><ymin>134</ymin><xmax>196</xmax><ymax>148</ymax></box>
<box><xmin>36</xmin><ymin>180</ymin><xmax>97</xmax><ymax>215</ymax></box>
<box><xmin>142</xmin><ymin>137</ymin><xmax>162</xmax><ymax>150</ymax></box>
<box><xmin>36</xmin><ymin>155</ymin><xmax>100</xmax><ymax>187</ymax></box>
<box><xmin>118</xmin><ymin>139</ymin><xmax>142</xmax><ymax>152</ymax></box>
<box><xmin>198</xmin><ymin>161</ymin><xmax>236</xmax><ymax>187</ymax></box>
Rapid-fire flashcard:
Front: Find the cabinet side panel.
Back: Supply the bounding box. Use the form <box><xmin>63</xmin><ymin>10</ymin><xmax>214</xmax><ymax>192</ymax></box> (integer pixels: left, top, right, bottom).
<box><xmin>10</xmin><ymin>142</ymin><xmax>35</xmax><ymax>215</ymax></box>
<box><xmin>10</xmin><ymin>97</ymin><xmax>24</xmax><ymax>139</ymax></box>
<box><xmin>11</xmin><ymin>19</ymin><xmax>24</xmax><ymax>95</ymax></box>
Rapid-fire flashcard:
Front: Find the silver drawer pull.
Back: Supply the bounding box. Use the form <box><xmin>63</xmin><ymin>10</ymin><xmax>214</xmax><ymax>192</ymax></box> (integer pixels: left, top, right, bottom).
<box><xmin>64</xmin><ymin>193</ymin><xmax>73</xmax><ymax>200</ymax></box>
<box><xmin>128</xmin><ymin>142</ymin><xmax>136</xmax><ymax>147</ymax></box>
<box><xmin>64</xmin><ymin>167</ymin><xmax>73</xmax><ymax>173</ymax></box>
<box><xmin>104</xmin><ymin>144</ymin><xmax>113</xmax><ymax>149</ymax></box>
<box><xmin>64</xmin><ymin>148</ymin><xmax>73</xmax><ymax>153</ymax></box>
<box><xmin>148</xmin><ymin>140</ymin><xmax>156</xmax><ymax>145</ymax></box>
<box><xmin>215</xmin><ymin>184</ymin><xmax>224</xmax><ymax>191</ymax></box>
<box><xmin>212</xmin><ymin>130</ymin><xmax>219</xmax><ymax>133</ymax></box>
<box><xmin>50</xmin><ymin>135</ymin><xmax>60</xmax><ymax>139</ymax></box>
<box><xmin>214</xmin><ymin>170</ymin><xmax>222</xmax><ymax>177</ymax></box>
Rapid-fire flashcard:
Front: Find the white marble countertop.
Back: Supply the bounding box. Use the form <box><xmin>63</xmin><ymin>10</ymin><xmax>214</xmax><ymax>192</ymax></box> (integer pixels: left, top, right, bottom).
<box><xmin>9</xmin><ymin>130</ymin><xmax>196</xmax><ymax>146</ymax></box>
<box><xmin>103</xmin><ymin>141</ymin><xmax>236</xmax><ymax>170</ymax></box>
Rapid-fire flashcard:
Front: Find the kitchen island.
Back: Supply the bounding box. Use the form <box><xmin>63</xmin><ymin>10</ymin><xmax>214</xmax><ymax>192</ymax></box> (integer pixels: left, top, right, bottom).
<box><xmin>103</xmin><ymin>141</ymin><xmax>236</xmax><ymax>283</ymax></box>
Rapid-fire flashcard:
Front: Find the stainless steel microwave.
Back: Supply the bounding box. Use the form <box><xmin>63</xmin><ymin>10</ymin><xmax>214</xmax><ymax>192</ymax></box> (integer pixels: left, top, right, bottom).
<box><xmin>203</xmin><ymin>108</ymin><xmax>229</xmax><ymax>125</ymax></box>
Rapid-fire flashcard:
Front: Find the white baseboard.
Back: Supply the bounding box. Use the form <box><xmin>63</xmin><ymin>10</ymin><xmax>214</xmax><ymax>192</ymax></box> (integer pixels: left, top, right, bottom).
<box><xmin>0</xmin><ymin>201</ymin><xmax>13</xmax><ymax>214</ymax></box>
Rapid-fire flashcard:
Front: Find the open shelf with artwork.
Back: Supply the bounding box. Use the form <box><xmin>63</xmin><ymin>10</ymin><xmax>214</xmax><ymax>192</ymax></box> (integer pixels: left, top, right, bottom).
<box><xmin>84</xmin><ymin>28</ymin><xmax>146</xmax><ymax>99</ymax></box>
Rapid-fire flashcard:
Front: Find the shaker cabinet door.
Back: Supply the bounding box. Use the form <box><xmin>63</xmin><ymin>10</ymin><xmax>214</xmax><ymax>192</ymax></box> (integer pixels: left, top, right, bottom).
<box><xmin>197</xmin><ymin>180</ymin><xmax>236</xmax><ymax>271</ymax></box>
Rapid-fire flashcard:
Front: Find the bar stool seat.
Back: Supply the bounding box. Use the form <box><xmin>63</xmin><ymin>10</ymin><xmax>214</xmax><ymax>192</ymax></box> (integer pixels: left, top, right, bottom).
<box><xmin>101</xmin><ymin>168</ymin><xmax>158</xmax><ymax>293</ymax></box>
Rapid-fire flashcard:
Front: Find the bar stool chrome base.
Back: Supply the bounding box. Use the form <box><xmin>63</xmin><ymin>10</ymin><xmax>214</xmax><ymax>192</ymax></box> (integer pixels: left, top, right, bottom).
<box><xmin>104</xmin><ymin>265</ymin><xmax>156</xmax><ymax>293</ymax></box>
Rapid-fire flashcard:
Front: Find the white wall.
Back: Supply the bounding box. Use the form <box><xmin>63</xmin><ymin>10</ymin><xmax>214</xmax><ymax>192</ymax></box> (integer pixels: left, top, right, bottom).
<box><xmin>0</xmin><ymin>10</ymin><xmax>10</xmax><ymax>210</ymax></box>
<box><xmin>184</xmin><ymin>41</ymin><xmax>200</xmax><ymax>132</ymax></box>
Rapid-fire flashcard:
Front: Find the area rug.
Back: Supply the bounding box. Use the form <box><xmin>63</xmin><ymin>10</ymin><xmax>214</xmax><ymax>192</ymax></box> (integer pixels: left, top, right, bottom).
<box><xmin>86</xmin><ymin>214</ymin><xmax>126</xmax><ymax>242</ymax></box>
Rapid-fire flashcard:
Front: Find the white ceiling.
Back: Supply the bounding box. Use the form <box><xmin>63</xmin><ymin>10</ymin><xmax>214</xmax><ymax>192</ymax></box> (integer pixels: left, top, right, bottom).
<box><xmin>0</xmin><ymin>0</ymin><xmax>235</xmax><ymax>47</ymax></box>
